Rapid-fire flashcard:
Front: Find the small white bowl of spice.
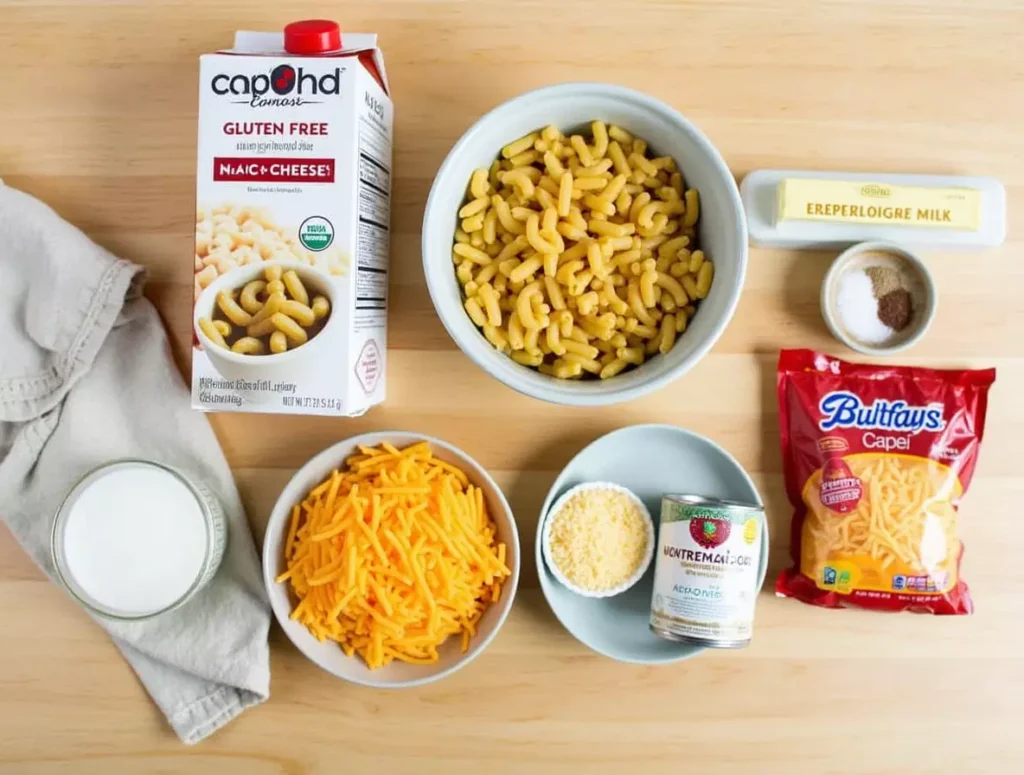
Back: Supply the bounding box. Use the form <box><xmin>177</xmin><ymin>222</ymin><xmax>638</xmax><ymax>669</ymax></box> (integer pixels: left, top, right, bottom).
<box><xmin>821</xmin><ymin>240</ymin><xmax>936</xmax><ymax>355</ymax></box>
<box><xmin>542</xmin><ymin>482</ymin><xmax>655</xmax><ymax>599</ymax></box>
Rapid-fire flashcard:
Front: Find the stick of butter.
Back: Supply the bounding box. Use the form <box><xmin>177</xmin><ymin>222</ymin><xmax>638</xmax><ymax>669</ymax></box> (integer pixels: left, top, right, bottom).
<box><xmin>777</xmin><ymin>178</ymin><xmax>981</xmax><ymax>231</ymax></box>
<box><xmin>742</xmin><ymin>170</ymin><xmax>1005</xmax><ymax>249</ymax></box>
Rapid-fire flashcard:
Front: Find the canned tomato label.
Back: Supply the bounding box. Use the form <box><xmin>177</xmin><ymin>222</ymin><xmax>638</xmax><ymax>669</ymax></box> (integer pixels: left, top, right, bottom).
<box><xmin>649</xmin><ymin>495</ymin><xmax>764</xmax><ymax>648</ymax></box>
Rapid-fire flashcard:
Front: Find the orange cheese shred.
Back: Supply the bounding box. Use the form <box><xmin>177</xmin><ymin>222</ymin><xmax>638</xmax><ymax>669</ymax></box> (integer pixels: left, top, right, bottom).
<box><xmin>276</xmin><ymin>441</ymin><xmax>511</xmax><ymax>668</ymax></box>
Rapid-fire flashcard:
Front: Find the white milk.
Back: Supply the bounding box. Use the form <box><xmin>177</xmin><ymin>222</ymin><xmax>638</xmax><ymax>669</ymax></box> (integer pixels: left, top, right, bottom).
<box><xmin>58</xmin><ymin>463</ymin><xmax>211</xmax><ymax>617</ymax></box>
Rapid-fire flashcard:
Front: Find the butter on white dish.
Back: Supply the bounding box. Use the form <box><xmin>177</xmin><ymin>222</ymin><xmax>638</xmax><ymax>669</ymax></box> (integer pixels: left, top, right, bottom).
<box><xmin>741</xmin><ymin>169</ymin><xmax>1005</xmax><ymax>249</ymax></box>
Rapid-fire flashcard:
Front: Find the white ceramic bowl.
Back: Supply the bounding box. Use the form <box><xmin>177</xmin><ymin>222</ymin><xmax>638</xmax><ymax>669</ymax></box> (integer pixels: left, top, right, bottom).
<box><xmin>423</xmin><ymin>83</ymin><xmax>748</xmax><ymax>406</ymax></box>
<box><xmin>821</xmin><ymin>240</ymin><xmax>937</xmax><ymax>356</ymax></box>
<box><xmin>541</xmin><ymin>481</ymin><xmax>655</xmax><ymax>599</ymax></box>
<box><xmin>262</xmin><ymin>431</ymin><xmax>521</xmax><ymax>688</ymax></box>
<box><xmin>193</xmin><ymin>259</ymin><xmax>338</xmax><ymax>387</ymax></box>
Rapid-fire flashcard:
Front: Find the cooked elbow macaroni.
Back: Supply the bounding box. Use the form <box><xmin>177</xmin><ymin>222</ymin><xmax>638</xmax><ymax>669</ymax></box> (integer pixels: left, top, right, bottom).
<box><xmin>195</xmin><ymin>204</ymin><xmax>349</xmax><ymax>301</ymax></box>
<box><xmin>198</xmin><ymin>265</ymin><xmax>331</xmax><ymax>355</ymax></box>
<box><xmin>452</xmin><ymin>120</ymin><xmax>714</xmax><ymax>380</ymax></box>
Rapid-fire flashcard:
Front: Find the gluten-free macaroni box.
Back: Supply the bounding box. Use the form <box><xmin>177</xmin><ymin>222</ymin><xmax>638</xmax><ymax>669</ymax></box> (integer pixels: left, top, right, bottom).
<box><xmin>191</xmin><ymin>22</ymin><xmax>392</xmax><ymax>415</ymax></box>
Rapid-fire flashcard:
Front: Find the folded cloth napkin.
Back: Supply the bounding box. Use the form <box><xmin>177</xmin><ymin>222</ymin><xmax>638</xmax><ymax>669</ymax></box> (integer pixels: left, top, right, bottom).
<box><xmin>0</xmin><ymin>181</ymin><xmax>271</xmax><ymax>743</ymax></box>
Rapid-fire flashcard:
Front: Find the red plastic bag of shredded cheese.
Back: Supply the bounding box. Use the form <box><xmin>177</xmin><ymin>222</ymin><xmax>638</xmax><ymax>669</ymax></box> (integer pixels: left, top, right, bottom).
<box><xmin>776</xmin><ymin>349</ymin><xmax>995</xmax><ymax>614</ymax></box>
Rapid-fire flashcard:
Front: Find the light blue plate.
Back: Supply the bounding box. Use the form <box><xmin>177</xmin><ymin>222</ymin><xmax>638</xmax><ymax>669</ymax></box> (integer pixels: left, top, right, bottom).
<box><xmin>536</xmin><ymin>424</ymin><xmax>769</xmax><ymax>664</ymax></box>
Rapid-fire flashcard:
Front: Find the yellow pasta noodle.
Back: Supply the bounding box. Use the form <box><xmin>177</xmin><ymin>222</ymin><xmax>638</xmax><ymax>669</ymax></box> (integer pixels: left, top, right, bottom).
<box><xmin>197</xmin><ymin>263</ymin><xmax>329</xmax><ymax>355</ymax></box>
<box><xmin>198</xmin><ymin>317</ymin><xmax>227</xmax><ymax>348</ymax></box>
<box><xmin>238</xmin><ymin>280</ymin><xmax>267</xmax><ymax>314</ymax></box>
<box><xmin>282</xmin><ymin>270</ymin><xmax>309</xmax><ymax>306</ymax></box>
<box><xmin>453</xmin><ymin>121</ymin><xmax>714</xmax><ymax>379</ymax></box>
<box><xmin>269</xmin><ymin>330</ymin><xmax>288</xmax><ymax>354</ymax></box>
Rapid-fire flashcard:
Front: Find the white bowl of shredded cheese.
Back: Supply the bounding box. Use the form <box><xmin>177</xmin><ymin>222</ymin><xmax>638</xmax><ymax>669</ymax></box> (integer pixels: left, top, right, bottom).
<box><xmin>263</xmin><ymin>431</ymin><xmax>521</xmax><ymax>688</ymax></box>
<box><xmin>542</xmin><ymin>481</ymin><xmax>655</xmax><ymax>599</ymax></box>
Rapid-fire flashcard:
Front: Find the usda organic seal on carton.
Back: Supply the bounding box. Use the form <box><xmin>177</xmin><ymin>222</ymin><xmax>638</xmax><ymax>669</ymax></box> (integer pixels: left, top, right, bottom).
<box><xmin>649</xmin><ymin>495</ymin><xmax>764</xmax><ymax>648</ymax></box>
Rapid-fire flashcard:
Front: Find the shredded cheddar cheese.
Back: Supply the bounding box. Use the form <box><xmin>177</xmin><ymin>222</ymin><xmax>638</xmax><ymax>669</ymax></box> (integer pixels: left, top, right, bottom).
<box><xmin>802</xmin><ymin>454</ymin><xmax>961</xmax><ymax>580</ymax></box>
<box><xmin>547</xmin><ymin>486</ymin><xmax>649</xmax><ymax>592</ymax></box>
<box><xmin>276</xmin><ymin>441</ymin><xmax>511</xmax><ymax>669</ymax></box>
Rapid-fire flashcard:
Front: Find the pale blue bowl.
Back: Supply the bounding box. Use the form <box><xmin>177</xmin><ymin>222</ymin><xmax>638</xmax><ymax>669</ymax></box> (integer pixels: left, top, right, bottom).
<box><xmin>536</xmin><ymin>424</ymin><xmax>769</xmax><ymax>664</ymax></box>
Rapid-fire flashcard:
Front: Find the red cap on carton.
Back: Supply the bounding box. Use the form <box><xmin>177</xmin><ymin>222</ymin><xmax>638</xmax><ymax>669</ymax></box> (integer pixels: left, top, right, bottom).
<box><xmin>284</xmin><ymin>20</ymin><xmax>342</xmax><ymax>54</ymax></box>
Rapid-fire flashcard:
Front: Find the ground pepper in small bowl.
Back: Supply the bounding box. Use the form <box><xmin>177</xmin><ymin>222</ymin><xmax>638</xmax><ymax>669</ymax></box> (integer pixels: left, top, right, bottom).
<box><xmin>821</xmin><ymin>242</ymin><xmax>936</xmax><ymax>356</ymax></box>
<box><xmin>877</xmin><ymin>289</ymin><xmax>913</xmax><ymax>331</ymax></box>
<box><xmin>866</xmin><ymin>265</ymin><xmax>915</xmax><ymax>331</ymax></box>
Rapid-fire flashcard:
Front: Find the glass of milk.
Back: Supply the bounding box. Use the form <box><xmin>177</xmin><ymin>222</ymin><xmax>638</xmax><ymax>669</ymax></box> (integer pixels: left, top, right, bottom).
<box><xmin>51</xmin><ymin>460</ymin><xmax>227</xmax><ymax>620</ymax></box>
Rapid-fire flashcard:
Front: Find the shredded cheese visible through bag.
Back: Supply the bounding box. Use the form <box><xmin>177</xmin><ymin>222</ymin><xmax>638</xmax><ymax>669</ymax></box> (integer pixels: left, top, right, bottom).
<box><xmin>802</xmin><ymin>455</ymin><xmax>961</xmax><ymax>575</ymax></box>
<box><xmin>276</xmin><ymin>441</ymin><xmax>511</xmax><ymax>669</ymax></box>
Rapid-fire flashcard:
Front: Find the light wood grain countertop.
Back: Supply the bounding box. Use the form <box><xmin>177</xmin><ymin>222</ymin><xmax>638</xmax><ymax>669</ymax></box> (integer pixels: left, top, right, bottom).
<box><xmin>1</xmin><ymin>1</ymin><xmax>1022</xmax><ymax>772</ymax></box>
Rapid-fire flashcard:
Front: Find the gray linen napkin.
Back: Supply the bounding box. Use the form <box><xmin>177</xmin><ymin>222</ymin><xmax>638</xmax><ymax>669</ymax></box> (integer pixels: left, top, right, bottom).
<box><xmin>0</xmin><ymin>181</ymin><xmax>271</xmax><ymax>743</ymax></box>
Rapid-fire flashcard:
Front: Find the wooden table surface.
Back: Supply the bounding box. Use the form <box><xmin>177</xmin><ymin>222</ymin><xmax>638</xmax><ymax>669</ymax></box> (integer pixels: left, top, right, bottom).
<box><xmin>2</xmin><ymin>1</ymin><xmax>1023</xmax><ymax>772</ymax></box>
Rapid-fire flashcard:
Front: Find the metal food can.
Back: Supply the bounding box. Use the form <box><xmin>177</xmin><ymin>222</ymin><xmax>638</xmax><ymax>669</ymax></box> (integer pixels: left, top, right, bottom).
<box><xmin>649</xmin><ymin>495</ymin><xmax>765</xmax><ymax>648</ymax></box>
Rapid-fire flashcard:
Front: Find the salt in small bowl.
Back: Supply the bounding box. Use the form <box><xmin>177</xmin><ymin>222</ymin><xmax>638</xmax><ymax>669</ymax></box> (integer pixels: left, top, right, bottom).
<box><xmin>821</xmin><ymin>240</ymin><xmax>937</xmax><ymax>356</ymax></box>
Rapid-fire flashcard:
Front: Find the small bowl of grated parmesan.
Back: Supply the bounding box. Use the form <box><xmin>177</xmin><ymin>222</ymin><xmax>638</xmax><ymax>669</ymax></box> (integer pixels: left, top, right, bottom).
<box><xmin>542</xmin><ymin>482</ymin><xmax>655</xmax><ymax>599</ymax></box>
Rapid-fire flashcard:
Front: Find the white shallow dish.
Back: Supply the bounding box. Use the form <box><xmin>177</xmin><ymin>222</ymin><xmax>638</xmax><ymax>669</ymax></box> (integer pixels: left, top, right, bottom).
<box><xmin>422</xmin><ymin>82</ymin><xmax>748</xmax><ymax>406</ymax></box>
<box><xmin>541</xmin><ymin>481</ymin><xmax>655</xmax><ymax>599</ymax></box>
<box><xmin>263</xmin><ymin>431</ymin><xmax>521</xmax><ymax>688</ymax></box>
<box><xmin>536</xmin><ymin>424</ymin><xmax>768</xmax><ymax>664</ymax></box>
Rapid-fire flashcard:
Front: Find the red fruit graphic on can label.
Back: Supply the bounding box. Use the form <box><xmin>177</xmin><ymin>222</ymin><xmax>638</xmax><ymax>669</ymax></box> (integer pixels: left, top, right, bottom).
<box><xmin>689</xmin><ymin>516</ymin><xmax>731</xmax><ymax>549</ymax></box>
<box><xmin>819</xmin><ymin>456</ymin><xmax>863</xmax><ymax>513</ymax></box>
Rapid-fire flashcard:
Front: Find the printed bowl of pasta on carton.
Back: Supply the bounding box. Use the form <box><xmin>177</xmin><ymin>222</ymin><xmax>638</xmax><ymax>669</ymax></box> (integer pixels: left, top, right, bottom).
<box><xmin>193</xmin><ymin>259</ymin><xmax>339</xmax><ymax>393</ymax></box>
<box><xmin>423</xmin><ymin>83</ymin><xmax>748</xmax><ymax>406</ymax></box>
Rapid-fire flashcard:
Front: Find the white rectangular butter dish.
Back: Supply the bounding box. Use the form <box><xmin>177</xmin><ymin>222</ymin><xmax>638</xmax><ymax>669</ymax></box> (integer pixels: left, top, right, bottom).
<box><xmin>741</xmin><ymin>169</ymin><xmax>1006</xmax><ymax>250</ymax></box>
